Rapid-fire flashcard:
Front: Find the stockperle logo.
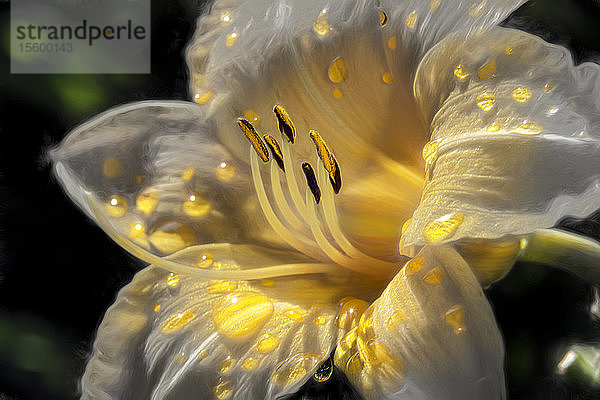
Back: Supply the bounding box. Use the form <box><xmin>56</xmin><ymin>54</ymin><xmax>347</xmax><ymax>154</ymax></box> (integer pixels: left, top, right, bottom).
<box><xmin>11</xmin><ymin>0</ymin><xmax>150</xmax><ymax>74</ymax></box>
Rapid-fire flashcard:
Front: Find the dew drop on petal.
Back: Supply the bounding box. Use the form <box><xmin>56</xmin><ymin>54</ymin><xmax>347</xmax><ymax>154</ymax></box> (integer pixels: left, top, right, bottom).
<box><xmin>328</xmin><ymin>57</ymin><xmax>348</xmax><ymax>83</ymax></box>
<box><xmin>149</xmin><ymin>220</ymin><xmax>196</xmax><ymax>254</ymax></box>
<box><xmin>405</xmin><ymin>11</ymin><xmax>418</xmax><ymax>29</ymax></box>
<box><xmin>104</xmin><ymin>195</ymin><xmax>128</xmax><ymax>218</ymax></box>
<box><xmin>478</xmin><ymin>58</ymin><xmax>497</xmax><ymax>80</ymax></box>
<box><xmin>212</xmin><ymin>292</ymin><xmax>274</xmax><ymax>339</ymax></box>
<box><xmin>512</xmin><ymin>87</ymin><xmax>532</xmax><ymax>103</ymax></box>
<box><xmin>214</xmin><ymin>378</ymin><xmax>234</xmax><ymax>400</ymax></box>
<box><xmin>242</xmin><ymin>357</ymin><xmax>259</xmax><ymax>371</ymax></box>
<box><xmin>216</xmin><ymin>161</ymin><xmax>236</xmax><ymax>182</ymax></box>
<box><xmin>423</xmin><ymin>267</ymin><xmax>444</xmax><ymax>286</ymax></box>
<box><xmin>197</xmin><ymin>253</ymin><xmax>213</xmax><ymax>268</ymax></box>
<box><xmin>423</xmin><ymin>213</ymin><xmax>464</xmax><ymax>243</ymax></box>
<box><xmin>453</xmin><ymin>64</ymin><xmax>470</xmax><ymax>80</ymax></box>
<box><xmin>162</xmin><ymin>310</ymin><xmax>195</xmax><ymax>333</ymax></box>
<box><xmin>444</xmin><ymin>305</ymin><xmax>466</xmax><ymax>335</ymax></box>
<box><xmin>476</xmin><ymin>91</ymin><xmax>496</xmax><ymax>111</ymax></box>
<box><xmin>194</xmin><ymin>91</ymin><xmax>214</xmax><ymax>104</ymax></box>
<box><xmin>313</xmin><ymin>9</ymin><xmax>330</xmax><ymax>36</ymax></box>
<box><xmin>257</xmin><ymin>334</ymin><xmax>280</xmax><ymax>353</ymax></box>
<box><xmin>103</xmin><ymin>157</ymin><xmax>123</xmax><ymax>178</ymax></box>
<box><xmin>136</xmin><ymin>189</ymin><xmax>159</xmax><ymax>215</ymax></box>
<box><xmin>225</xmin><ymin>32</ymin><xmax>238</xmax><ymax>47</ymax></box>
<box><xmin>183</xmin><ymin>194</ymin><xmax>211</xmax><ymax>217</ymax></box>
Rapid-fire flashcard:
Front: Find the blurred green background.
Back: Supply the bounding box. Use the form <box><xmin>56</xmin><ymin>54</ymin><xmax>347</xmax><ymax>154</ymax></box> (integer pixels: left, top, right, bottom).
<box><xmin>0</xmin><ymin>0</ymin><xmax>600</xmax><ymax>399</ymax></box>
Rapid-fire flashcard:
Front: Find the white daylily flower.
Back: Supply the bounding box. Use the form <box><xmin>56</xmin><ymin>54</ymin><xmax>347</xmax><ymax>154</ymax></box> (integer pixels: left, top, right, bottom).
<box><xmin>51</xmin><ymin>0</ymin><xmax>600</xmax><ymax>399</ymax></box>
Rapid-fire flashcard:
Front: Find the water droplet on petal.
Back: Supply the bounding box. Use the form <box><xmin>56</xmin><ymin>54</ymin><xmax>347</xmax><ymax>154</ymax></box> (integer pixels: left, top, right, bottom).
<box><xmin>328</xmin><ymin>57</ymin><xmax>348</xmax><ymax>83</ymax></box>
<box><xmin>183</xmin><ymin>194</ymin><xmax>210</xmax><ymax>217</ymax></box>
<box><xmin>423</xmin><ymin>213</ymin><xmax>464</xmax><ymax>243</ymax></box>
<box><xmin>314</xmin><ymin>9</ymin><xmax>330</xmax><ymax>36</ymax></box>
<box><xmin>445</xmin><ymin>305</ymin><xmax>466</xmax><ymax>335</ymax></box>
<box><xmin>103</xmin><ymin>157</ymin><xmax>123</xmax><ymax>178</ymax></box>
<box><xmin>257</xmin><ymin>334</ymin><xmax>279</xmax><ymax>353</ymax></box>
<box><xmin>476</xmin><ymin>91</ymin><xmax>496</xmax><ymax>111</ymax></box>
<box><xmin>104</xmin><ymin>195</ymin><xmax>128</xmax><ymax>218</ymax></box>
<box><xmin>212</xmin><ymin>292</ymin><xmax>274</xmax><ymax>339</ymax></box>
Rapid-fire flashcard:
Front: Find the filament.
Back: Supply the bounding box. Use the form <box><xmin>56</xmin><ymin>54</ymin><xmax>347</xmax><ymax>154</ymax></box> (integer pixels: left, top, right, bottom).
<box><xmin>270</xmin><ymin>160</ymin><xmax>308</xmax><ymax>232</ymax></box>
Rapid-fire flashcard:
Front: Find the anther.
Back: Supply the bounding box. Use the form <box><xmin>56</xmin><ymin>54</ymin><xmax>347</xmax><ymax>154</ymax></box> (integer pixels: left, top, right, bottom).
<box><xmin>237</xmin><ymin>118</ymin><xmax>269</xmax><ymax>162</ymax></box>
<box><xmin>302</xmin><ymin>162</ymin><xmax>321</xmax><ymax>204</ymax></box>
<box><xmin>264</xmin><ymin>135</ymin><xmax>285</xmax><ymax>172</ymax></box>
<box><xmin>309</xmin><ymin>130</ymin><xmax>342</xmax><ymax>194</ymax></box>
<box><xmin>273</xmin><ymin>105</ymin><xmax>296</xmax><ymax>143</ymax></box>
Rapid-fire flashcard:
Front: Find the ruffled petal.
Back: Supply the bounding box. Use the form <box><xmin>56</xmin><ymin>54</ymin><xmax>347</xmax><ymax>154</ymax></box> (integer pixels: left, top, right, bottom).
<box><xmin>403</xmin><ymin>27</ymin><xmax>600</xmax><ymax>250</ymax></box>
<box><xmin>335</xmin><ymin>245</ymin><xmax>505</xmax><ymax>399</ymax></box>
<box><xmin>80</xmin><ymin>246</ymin><xmax>382</xmax><ymax>400</ymax></box>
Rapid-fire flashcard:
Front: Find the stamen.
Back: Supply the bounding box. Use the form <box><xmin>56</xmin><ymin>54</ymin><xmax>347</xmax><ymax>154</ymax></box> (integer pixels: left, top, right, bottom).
<box><xmin>302</xmin><ymin>162</ymin><xmax>321</xmax><ymax>204</ymax></box>
<box><xmin>237</xmin><ymin>119</ymin><xmax>269</xmax><ymax>162</ymax></box>
<box><xmin>264</xmin><ymin>135</ymin><xmax>285</xmax><ymax>172</ymax></box>
<box><xmin>279</xmin><ymin>121</ymin><xmax>309</xmax><ymax>221</ymax></box>
<box><xmin>273</xmin><ymin>105</ymin><xmax>296</xmax><ymax>143</ymax></box>
<box><xmin>309</xmin><ymin>130</ymin><xmax>342</xmax><ymax>193</ymax></box>
<box><xmin>270</xmin><ymin>161</ymin><xmax>307</xmax><ymax>231</ymax></box>
<box><xmin>249</xmin><ymin>149</ymin><xmax>327</xmax><ymax>261</ymax></box>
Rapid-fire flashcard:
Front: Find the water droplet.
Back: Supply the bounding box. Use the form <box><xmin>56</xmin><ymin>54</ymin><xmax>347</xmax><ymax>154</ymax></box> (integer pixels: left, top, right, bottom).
<box><xmin>242</xmin><ymin>357</ymin><xmax>259</xmax><ymax>370</ymax></box>
<box><xmin>271</xmin><ymin>353</ymin><xmax>321</xmax><ymax>387</ymax></box>
<box><xmin>453</xmin><ymin>64</ymin><xmax>470</xmax><ymax>80</ymax></box>
<box><xmin>476</xmin><ymin>91</ymin><xmax>496</xmax><ymax>111</ymax></box>
<box><xmin>337</xmin><ymin>297</ymin><xmax>369</xmax><ymax>330</ymax></box>
<box><xmin>162</xmin><ymin>310</ymin><xmax>195</xmax><ymax>333</ymax></box>
<box><xmin>444</xmin><ymin>304</ymin><xmax>466</xmax><ymax>335</ymax></box>
<box><xmin>243</xmin><ymin>109</ymin><xmax>260</xmax><ymax>125</ymax></box>
<box><xmin>423</xmin><ymin>212</ymin><xmax>464</xmax><ymax>243</ymax></box>
<box><xmin>198</xmin><ymin>349</ymin><xmax>208</xmax><ymax>360</ymax></box>
<box><xmin>313</xmin><ymin>358</ymin><xmax>333</xmax><ymax>382</ymax></box>
<box><xmin>543</xmin><ymin>81</ymin><xmax>555</xmax><ymax>92</ymax></box>
<box><xmin>194</xmin><ymin>91</ymin><xmax>214</xmax><ymax>104</ymax></box>
<box><xmin>212</xmin><ymin>292</ymin><xmax>274</xmax><ymax>339</ymax></box>
<box><xmin>332</xmin><ymin>88</ymin><xmax>343</xmax><ymax>99</ymax></box>
<box><xmin>207</xmin><ymin>280</ymin><xmax>238</xmax><ymax>294</ymax></box>
<box><xmin>487</xmin><ymin>121</ymin><xmax>500</xmax><ymax>132</ymax></box>
<box><xmin>149</xmin><ymin>220</ymin><xmax>196</xmax><ymax>255</ymax></box>
<box><xmin>477</xmin><ymin>58</ymin><xmax>496</xmax><ymax>80</ymax></box>
<box><xmin>512</xmin><ymin>87</ymin><xmax>532</xmax><ymax>103</ymax></box>
<box><xmin>387</xmin><ymin>36</ymin><xmax>397</xmax><ymax>50</ymax></box>
<box><xmin>152</xmin><ymin>302</ymin><xmax>161</xmax><ymax>313</ymax></box>
<box><xmin>328</xmin><ymin>57</ymin><xmax>348</xmax><ymax>83</ymax></box>
<box><xmin>404</xmin><ymin>256</ymin><xmax>424</xmax><ymax>276</ymax></box>
<box><xmin>405</xmin><ymin>11</ymin><xmax>418</xmax><ymax>29</ymax></box>
<box><xmin>515</xmin><ymin>120</ymin><xmax>542</xmax><ymax>135</ymax></box>
<box><xmin>197</xmin><ymin>253</ymin><xmax>213</xmax><ymax>268</ymax></box>
<box><xmin>182</xmin><ymin>166</ymin><xmax>194</xmax><ymax>181</ymax></box>
<box><xmin>313</xmin><ymin>9</ymin><xmax>330</xmax><ymax>36</ymax></box>
<box><xmin>259</xmin><ymin>279</ymin><xmax>275</xmax><ymax>287</ymax></box>
<box><xmin>423</xmin><ymin>267</ymin><xmax>444</xmax><ymax>286</ymax></box>
<box><xmin>468</xmin><ymin>0</ymin><xmax>486</xmax><ymax>18</ymax></box>
<box><xmin>220</xmin><ymin>356</ymin><xmax>235</xmax><ymax>372</ymax></box>
<box><xmin>220</xmin><ymin>11</ymin><xmax>231</xmax><ymax>24</ymax></box>
<box><xmin>378</xmin><ymin>9</ymin><xmax>388</xmax><ymax>26</ymax></box>
<box><xmin>285</xmin><ymin>309</ymin><xmax>304</xmax><ymax>322</ymax></box>
<box><xmin>104</xmin><ymin>195</ymin><xmax>128</xmax><ymax>218</ymax></box>
<box><xmin>136</xmin><ymin>189</ymin><xmax>158</xmax><ymax>215</ymax></box>
<box><xmin>225</xmin><ymin>32</ymin><xmax>238</xmax><ymax>47</ymax></box>
<box><xmin>257</xmin><ymin>334</ymin><xmax>279</xmax><ymax>353</ymax></box>
<box><xmin>382</xmin><ymin>72</ymin><xmax>393</xmax><ymax>84</ymax></box>
<box><xmin>183</xmin><ymin>194</ymin><xmax>210</xmax><ymax>217</ymax></box>
<box><xmin>214</xmin><ymin>378</ymin><xmax>234</xmax><ymax>400</ymax></box>
<box><xmin>103</xmin><ymin>157</ymin><xmax>123</xmax><ymax>178</ymax></box>
<box><xmin>314</xmin><ymin>315</ymin><xmax>327</xmax><ymax>325</ymax></box>
<box><xmin>167</xmin><ymin>272</ymin><xmax>179</xmax><ymax>288</ymax></box>
<box><xmin>216</xmin><ymin>161</ymin><xmax>236</xmax><ymax>182</ymax></box>
<box><xmin>430</xmin><ymin>0</ymin><xmax>442</xmax><ymax>13</ymax></box>
<box><xmin>173</xmin><ymin>351</ymin><xmax>189</xmax><ymax>365</ymax></box>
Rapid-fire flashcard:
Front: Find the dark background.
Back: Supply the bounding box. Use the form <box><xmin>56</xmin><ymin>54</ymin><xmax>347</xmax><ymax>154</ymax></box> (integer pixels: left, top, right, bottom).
<box><xmin>1</xmin><ymin>0</ymin><xmax>600</xmax><ymax>399</ymax></box>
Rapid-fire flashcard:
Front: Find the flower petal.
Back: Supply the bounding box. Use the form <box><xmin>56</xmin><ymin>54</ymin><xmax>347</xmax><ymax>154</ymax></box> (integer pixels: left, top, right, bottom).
<box><xmin>404</xmin><ymin>27</ymin><xmax>600</xmax><ymax>249</ymax></box>
<box><xmin>80</xmin><ymin>246</ymin><xmax>382</xmax><ymax>400</ymax></box>
<box><xmin>335</xmin><ymin>245</ymin><xmax>505</xmax><ymax>399</ymax></box>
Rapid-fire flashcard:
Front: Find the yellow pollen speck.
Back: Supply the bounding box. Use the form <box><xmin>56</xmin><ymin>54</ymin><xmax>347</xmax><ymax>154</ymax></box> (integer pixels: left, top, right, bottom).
<box><xmin>207</xmin><ymin>280</ymin><xmax>238</xmax><ymax>294</ymax></box>
<box><xmin>468</xmin><ymin>0</ymin><xmax>487</xmax><ymax>18</ymax></box>
<box><xmin>243</xmin><ymin>109</ymin><xmax>260</xmax><ymax>125</ymax></box>
<box><xmin>405</xmin><ymin>11</ymin><xmax>418</xmax><ymax>29</ymax></box>
<box><xmin>167</xmin><ymin>272</ymin><xmax>179</xmax><ymax>287</ymax></box>
<box><xmin>314</xmin><ymin>9</ymin><xmax>330</xmax><ymax>36</ymax></box>
<box><xmin>212</xmin><ymin>292</ymin><xmax>274</xmax><ymax>339</ymax></box>
<box><xmin>423</xmin><ymin>267</ymin><xmax>444</xmax><ymax>286</ymax></box>
<box><xmin>182</xmin><ymin>166</ymin><xmax>194</xmax><ymax>181</ymax></box>
<box><xmin>384</xmin><ymin>311</ymin><xmax>405</xmax><ymax>329</ymax></box>
<box><xmin>404</xmin><ymin>256</ymin><xmax>424</xmax><ymax>276</ymax></box>
<box><xmin>152</xmin><ymin>302</ymin><xmax>161</xmax><ymax>313</ymax></box>
<box><xmin>257</xmin><ymin>334</ymin><xmax>280</xmax><ymax>353</ymax></box>
<box><xmin>194</xmin><ymin>91</ymin><xmax>213</xmax><ymax>104</ymax></box>
<box><xmin>387</xmin><ymin>36</ymin><xmax>397</xmax><ymax>50</ymax></box>
<box><xmin>332</xmin><ymin>88</ymin><xmax>343</xmax><ymax>99</ymax></box>
<box><xmin>104</xmin><ymin>195</ymin><xmax>128</xmax><ymax>218</ymax></box>
<box><xmin>259</xmin><ymin>279</ymin><xmax>275</xmax><ymax>287</ymax></box>
<box><xmin>504</xmin><ymin>47</ymin><xmax>513</xmax><ymax>55</ymax></box>
<box><xmin>487</xmin><ymin>122</ymin><xmax>500</xmax><ymax>132</ymax></box>
<box><xmin>242</xmin><ymin>358</ymin><xmax>259</xmax><ymax>370</ymax></box>
<box><xmin>430</xmin><ymin>0</ymin><xmax>442</xmax><ymax>13</ymax></box>
<box><xmin>382</xmin><ymin>72</ymin><xmax>393</xmax><ymax>84</ymax></box>
<box><xmin>197</xmin><ymin>253</ymin><xmax>213</xmax><ymax>268</ymax></box>
<box><xmin>543</xmin><ymin>81</ymin><xmax>555</xmax><ymax>92</ymax></box>
<box><xmin>220</xmin><ymin>356</ymin><xmax>235</xmax><ymax>373</ymax></box>
<box><xmin>103</xmin><ymin>157</ymin><xmax>123</xmax><ymax>178</ymax></box>
<box><xmin>183</xmin><ymin>193</ymin><xmax>210</xmax><ymax>217</ymax></box>
<box><xmin>225</xmin><ymin>32</ymin><xmax>238</xmax><ymax>47</ymax></box>
<box><xmin>315</xmin><ymin>315</ymin><xmax>327</xmax><ymax>325</ymax></box>
<box><xmin>285</xmin><ymin>309</ymin><xmax>304</xmax><ymax>322</ymax></box>
<box><xmin>328</xmin><ymin>57</ymin><xmax>348</xmax><ymax>83</ymax></box>
<box><xmin>515</xmin><ymin>120</ymin><xmax>543</xmax><ymax>135</ymax></box>
<box><xmin>423</xmin><ymin>212</ymin><xmax>464</xmax><ymax>244</ymax></box>
<box><xmin>512</xmin><ymin>87</ymin><xmax>532</xmax><ymax>103</ymax></box>
<box><xmin>401</xmin><ymin>218</ymin><xmax>412</xmax><ymax>235</ymax></box>
<box><xmin>149</xmin><ymin>220</ymin><xmax>196</xmax><ymax>255</ymax></box>
<box><xmin>478</xmin><ymin>58</ymin><xmax>497</xmax><ymax>80</ymax></box>
<box><xmin>476</xmin><ymin>91</ymin><xmax>496</xmax><ymax>111</ymax></box>
<box><xmin>453</xmin><ymin>64</ymin><xmax>470</xmax><ymax>80</ymax></box>
<box><xmin>162</xmin><ymin>310</ymin><xmax>195</xmax><ymax>333</ymax></box>
<box><xmin>136</xmin><ymin>190</ymin><xmax>158</xmax><ymax>215</ymax></box>
<box><xmin>214</xmin><ymin>378</ymin><xmax>234</xmax><ymax>400</ymax></box>
<box><xmin>216</xmin><ymin>161</ymin><xmax>236</xmax><ymax>182</ymax></box>
<box><xmin>445</xmin><ymin>304</ymin><xmax>466</xmax><ymax>335</ymax></box>
<box><xmin>378</xmin><ymin>9</ymin><xmax>388</xmax><ymax>26</ymax></box>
